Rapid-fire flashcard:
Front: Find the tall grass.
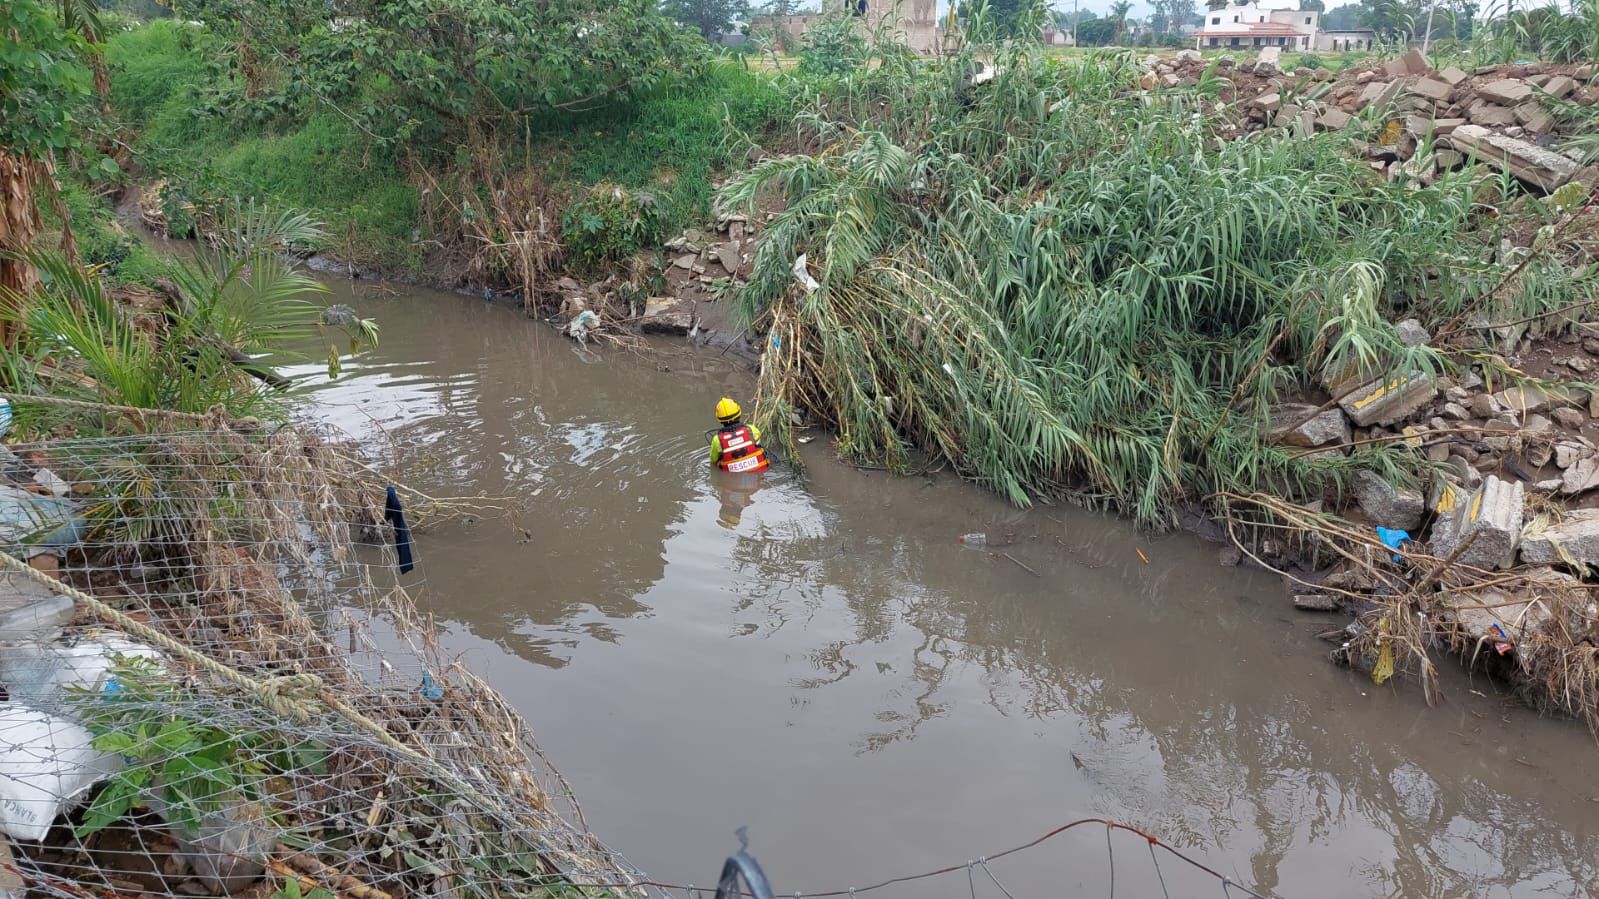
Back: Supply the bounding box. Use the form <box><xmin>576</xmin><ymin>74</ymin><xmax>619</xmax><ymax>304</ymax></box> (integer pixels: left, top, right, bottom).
<box><xmin>724</xmin><ymin>43</ymin><xmax>1593</xmax><ymax>525</ymax></box>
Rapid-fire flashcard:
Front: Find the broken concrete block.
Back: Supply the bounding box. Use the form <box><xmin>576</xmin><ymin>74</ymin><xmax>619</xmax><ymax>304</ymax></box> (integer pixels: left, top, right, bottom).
<box><xmin>1479</xmin><ymin>79</ymin><xmax>1534</xmax><ymax>105</ymax></box>
<box><xmin>714</xmin><ymin>241</ymin><xmax>741</xmax><ymax>274</ymax></box>
<box><xmin>1338</xmin><ymin>371</ymin><xmax>1438</xmax><ymax>426</ymax></box>
<box><xmin>1431</xmin><ymin>117</ymin><xmax>1466</xmax><ymax>135</ymax></box>
<box><xmin>1520</xmin><ymin>510</ymin><xmax>1599</xmax><ymax>567</ymax></box>
<box><xmin>639</xmin><ymin>297</ymin><xmax>695</xmax><ymax>334</ymax></box>
<box><xmin>1542</xmin><ymin>75</ymin><xmax>1577</xmax><ymax>99</ymax></box>
<box><xmin>1450</xmin><ymin>123</ymin><xmax>1584</xmax><ymax>189</ymax></box>
<box><xmin>1434</xmin><ymin>148</ymin><xmax>1463</xmax><ymax>169</ymax></box>
<box><xmin>1429</xmin><ymin>474</ymin><xmax>1525</xmax><ymax>570</ymax></box>
<box><xmin>1256</xmin><ymin>47</ymin><xmax>1282</xmax><ymax>74</ymax></box>
<box><xmin>1317</xmin><ymin>107</ymin><xmax>1355</xmax><ymax>130</ymax></box>
<box><xmin>1467</xmin><ymin>103</ymin><xmax>1518</xmax><ymax>126</ymax></box>
<box><xmin>1357</xmin><ymin>80</ymin><xmax>1398</xmax><ymax>110</ymax></box>
<box><xmin>1514</xmin><ymin>103</ymin><xmax>1555</xmax><ymax>133</ymax></box>
<box><xmin>1293</xmin><ymin>593</ymin><xmax>1340</xmax><ymax>611</ymax></box>
<box><xmin>1268</xmin><ymin>404</ymin><xmax>1350</xmax><ymax>448</ymax></box>
<box><xmin>1439</xmin><ymin>66</ymin><xmax>1469</xmax><ymax>86</ymax></box>
<box><xmin>1353</xmin><ymin>469</ymin><xmax>1425</xmax><ymax>530</ymax></box>
<box><xmin>1407</xmin><ymin>77</ymin><xmax>1453</xmax><ymax>102</ymax></box>
<box><xmin>1252</xmin><ymin>92</ymin><xmax>1282</xmax><ymax>113</ymax></box>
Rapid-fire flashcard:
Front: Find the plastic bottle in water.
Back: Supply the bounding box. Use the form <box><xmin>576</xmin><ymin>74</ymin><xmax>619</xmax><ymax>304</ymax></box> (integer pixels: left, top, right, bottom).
<box><xmin>958</xmin><ymin>532</ymin><xmax>986</xmax><ymax>546</ymax></box>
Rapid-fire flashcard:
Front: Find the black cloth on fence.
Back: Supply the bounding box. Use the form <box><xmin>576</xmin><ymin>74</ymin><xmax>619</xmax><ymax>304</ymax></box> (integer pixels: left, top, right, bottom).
<box><xmin>385</xmin><ymin>485</ymin><xmax>415</xmax><ymax>574</ymax></box>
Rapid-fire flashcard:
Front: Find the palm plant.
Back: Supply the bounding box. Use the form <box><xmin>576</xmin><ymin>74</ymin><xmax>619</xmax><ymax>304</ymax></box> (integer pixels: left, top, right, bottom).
<box><xmin>0</xmin><ymin>203</ymin><xmax>378</xmax><ymax>434</ymax></box>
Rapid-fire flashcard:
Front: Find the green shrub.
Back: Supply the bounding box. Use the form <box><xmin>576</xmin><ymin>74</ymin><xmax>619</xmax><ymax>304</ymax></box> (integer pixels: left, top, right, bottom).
<box><xmin>560</xmin><ymin>182</ymin><xmax>664</xmax><ymax>269</ymax></box>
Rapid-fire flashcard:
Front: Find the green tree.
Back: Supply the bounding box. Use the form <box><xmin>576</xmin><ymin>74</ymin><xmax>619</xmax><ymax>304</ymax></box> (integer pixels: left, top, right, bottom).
<box><xmin>0</xmin><ymin>0</ymin><xmax>96</xmax><ymax>346</ymax></box>
<box><xmin>664</xmin><ymin>0</ymin><xmax>753</xmax><ymax>40</ymax></box>
<box><xmin>1169</xmin><ymin>0</ymin><xmax>1198</xmax><ymax>30</ymax></box>
<box><xmin>1301</xmin><ymin>0</ymin><xmax>1325</xmax><ymax>10</ymax></box>
<box><xmin>174</xmin><ymin>0</ymin><xmax>701</xmax><ymax>148</ymax></box>
<box><xmin>1074</xmin><ymin>14</ymin><xmax>1115</xmax><ymax>44</ymax></box>
<box><xmin>1110</xmin><ymin>0</ymin><xmax>1133</xmax><ymax>42</ymax></box>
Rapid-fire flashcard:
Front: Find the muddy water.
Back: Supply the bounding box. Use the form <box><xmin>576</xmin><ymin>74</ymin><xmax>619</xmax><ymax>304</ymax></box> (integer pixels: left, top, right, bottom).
<box><xmin>296</xmin><ymin>282</ymin><xmax>1599</xmax><ymax>899</ymax></box>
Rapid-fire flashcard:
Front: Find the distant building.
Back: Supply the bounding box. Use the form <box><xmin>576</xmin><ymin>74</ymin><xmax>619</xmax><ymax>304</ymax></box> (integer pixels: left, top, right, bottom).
<box><xmin>1316</xmin><ymin>28</ymin><xmax>1376</xmax><ymax>51</ymax></box>
<box><xmin>751</xmin><ymin>0</ymin><xmax>940</xmax><ymax>55</ymax></box>
<box><xmin>1196</xmin><ymin>0</ymin><xmax>1319</xmax><ymax>51</ymax></box>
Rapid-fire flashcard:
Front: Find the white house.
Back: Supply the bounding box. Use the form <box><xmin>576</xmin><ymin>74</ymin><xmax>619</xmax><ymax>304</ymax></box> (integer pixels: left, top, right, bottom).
<box><xmin>1196</xmin><ymin>1</ymin><xmax>1320</xmax><ymax>52</ymax></box>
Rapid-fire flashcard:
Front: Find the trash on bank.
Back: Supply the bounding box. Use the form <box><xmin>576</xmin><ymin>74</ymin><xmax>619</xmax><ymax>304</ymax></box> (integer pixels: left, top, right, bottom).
<box><xmin>0</xmin><ymin>703</ymin><xmax>124</xmax><ymax>841</ymax></box>
<box><xmin>566</xmin><ymin>309</ymin><xmax>600</xmax><ymax>341</ymax></box>
<box><xmin>957</xmin><ymin>532</ymin><xmax>986</xmax><ymax>546</ymax></box>
<box><xmin>0</xmin><ymin>633</ymin><xmax>161</xmax><ymax>708</ymax></box>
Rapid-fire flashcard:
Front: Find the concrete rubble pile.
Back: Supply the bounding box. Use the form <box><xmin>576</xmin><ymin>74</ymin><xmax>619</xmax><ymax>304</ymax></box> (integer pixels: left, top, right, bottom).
<box><xmin>1140</xmin><ymin>49</ymin><xmax>1597</xmax><ymax>191</ymax></box>
<box><xmin>1254</xmin><ymin>308</ymin><xmax>1599</xmax><ymax>690</ymax></box>
<box><xmin>556</xmin><ymin>207</ymin><xmax>768</xmax><ymax>342</ymax></box>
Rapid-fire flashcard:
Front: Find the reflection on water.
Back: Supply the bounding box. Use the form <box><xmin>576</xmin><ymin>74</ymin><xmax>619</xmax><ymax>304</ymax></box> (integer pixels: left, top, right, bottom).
<box><xmin>304</xmin><ymin>282</ymin><xmax>1599</xmax><ymax>899</ymax></box>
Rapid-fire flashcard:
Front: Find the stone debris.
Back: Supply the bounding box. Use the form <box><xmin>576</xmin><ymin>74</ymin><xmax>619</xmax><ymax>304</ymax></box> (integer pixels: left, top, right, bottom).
<box><xmin>1338</xmin><ymin>371</ymin><xmax>1438</xmax><ymax>427</ymax></box>
<box><xmin>1293</xmin><ymin>593</ymin><xmax>1340</xmax><ymax>611</ymax></box>
<box><xmin>1520</xmin><ymin>510</ymin><xmax>1599</xmax><ymax>567</ymax></box>
<box><xmin>1352</xmin><ymin>469</ymin><xmax>1424</xmax><ymax>530</ymax></box>
<box><xmin>639</xmin><ymin>296</ymin><xmax>695</xmax><ymax>334</ymax></box>
<box><xmin>1267</xmin><ymin>403</ymin><xmax>1350</xmax><ymax>448</ymax></box>
<box><xmin>1429</xmin><ymin>475</ymin><xmax>1525</xmax><ymax>571</ymax></box>
<box><xmin>1495</xmin><ymin>383</ymin><xmax>1587</xmax><ymax>415</ymax></box>
<box><xmin>1445</xmin><ymin>124</ymin><xmax>1581</xmax><ymax>190</ymax></box>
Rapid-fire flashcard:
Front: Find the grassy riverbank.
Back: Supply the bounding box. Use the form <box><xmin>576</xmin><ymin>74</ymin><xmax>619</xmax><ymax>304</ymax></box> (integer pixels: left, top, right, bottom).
<box><xmin>102</xmin><ymin>19</ymin><xmax>788</xmax><ymax>277</ymax></box>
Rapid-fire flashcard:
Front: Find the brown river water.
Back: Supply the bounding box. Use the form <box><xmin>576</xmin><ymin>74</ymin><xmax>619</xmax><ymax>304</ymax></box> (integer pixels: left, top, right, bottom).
<box><xmin>290</xmin><ymin>280</ymin><xmax>1599</xmax><ymax>899</ymax></box>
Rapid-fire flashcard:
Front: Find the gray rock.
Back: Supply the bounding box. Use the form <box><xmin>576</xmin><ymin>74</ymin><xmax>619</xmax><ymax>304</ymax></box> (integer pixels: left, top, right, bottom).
<box><xmin>1444</xmin><ymin>385</ymin><xmax>1472</xmax><ymax>403</ymax></box>
<box><xmin>1566</xmin><ymin>355</ymin><xmax>1592</xmax><ymax>375</ymax></box>
<box><xmin>1521</xmin><ymin>413</ymin><xmax>1555</xmax><ymax>438</ymax></box>
<box><xmin>1439</xmin><ymin>66</ymin><xmax>1469</xmax><ymax>85</ymax></box>
<box><xmin>1562</xmin><ymin>455</ymin><xmax>1599</xmax><ymax>494</ymax></box>
<box><xmin>1553</xmin><ymin>407</ymin><xmax>1585</xmax><ymax>430</ymax></box>
<box><xmin>1441</xmin><ymin>402</ymin><xmax>1471</xmax><ymax>420</ymax></box>
<box><xmin>1495</xmin><ymin>383</ymin><xmax>1587</xmax><ymax>414</ymax></box>
<box><xmin>1267</xmin><ymin>404</ymin><xmax>1351</xmax><ymax>448</ymax></box>
<box><xmin>715</xmin><ymin>241</ymin><xmax>741</xmax><ymax>274</ymax></box>
<box><xmin>1395</xmin><ymin>318</ymin><xmax>1431</xmax><ymax>347</ymax></box>
<box><xmin>1469</xmin><ymin>393</ymin><xmax>1501</xmax><ymax>418</ymax></box>
<box><xmin>1445</xmin><ymin>454</ymin><xmax>1484</xmax><ymax>488</ymax></box>
<box><xmin>1520</xmin><ymin>510</ymin><xmax>1599</xmax><ymax>567</ymax></box>
<box><xmin>1555</xmin><ymin>441</ymin><xmax>1588</xmax><ymax>469</ymax></box>
<box><xmin>1353</xmin><ymin>469</ymin><xmax>1425</xmax><ymax>530</ymax></box>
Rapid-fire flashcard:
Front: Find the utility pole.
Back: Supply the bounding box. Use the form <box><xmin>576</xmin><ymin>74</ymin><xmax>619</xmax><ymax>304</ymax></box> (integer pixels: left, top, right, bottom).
<box><xmin>1071</xmin><ymin>0</ymin><xmax>1079</xmax><ymax>44</ymax></box>
<box><xmin>1421</xmin><ymin>0</ymin><xmax>1437</xmax><ymax>57</ymax></box>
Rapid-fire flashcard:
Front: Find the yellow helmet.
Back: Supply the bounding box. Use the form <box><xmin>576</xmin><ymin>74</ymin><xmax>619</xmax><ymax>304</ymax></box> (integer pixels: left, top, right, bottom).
<box><xmin>716</xmin><ymin>397</ymin><xmax>742</xmax><ymax>423</ymax></box>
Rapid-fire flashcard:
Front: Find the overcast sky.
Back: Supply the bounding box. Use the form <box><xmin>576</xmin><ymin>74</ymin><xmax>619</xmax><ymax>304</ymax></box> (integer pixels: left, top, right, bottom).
<box><xmin>920</xmin><ymin>0</ymin><xmax>1364</xmax><ymax>17</ymax></box>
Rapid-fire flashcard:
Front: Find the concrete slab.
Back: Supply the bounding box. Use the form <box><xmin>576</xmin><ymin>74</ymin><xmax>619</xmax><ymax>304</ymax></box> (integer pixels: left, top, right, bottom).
<box><xmin>1337</xmin><ymin>371</ymin><xmax>1438</xmax><ymax>426</ymax></box>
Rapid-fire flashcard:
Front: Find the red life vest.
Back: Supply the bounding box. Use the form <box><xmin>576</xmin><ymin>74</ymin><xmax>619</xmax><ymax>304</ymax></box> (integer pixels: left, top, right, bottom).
<box><xmin>715</xmin><ymin>425</ymin><xmax>769</xmax><ymax>473</ymax></box>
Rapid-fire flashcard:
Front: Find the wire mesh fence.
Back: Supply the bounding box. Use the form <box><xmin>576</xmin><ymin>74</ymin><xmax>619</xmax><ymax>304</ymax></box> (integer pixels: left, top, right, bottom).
<box><xmin>0</xmin><ymin>420</ymin><xmax>646</xmax><ymax>899</ymax></box>
<box><xmin>1</xmin><ymin>416</ymin><xmax>1283</xmax><ymax>899</ymax></box>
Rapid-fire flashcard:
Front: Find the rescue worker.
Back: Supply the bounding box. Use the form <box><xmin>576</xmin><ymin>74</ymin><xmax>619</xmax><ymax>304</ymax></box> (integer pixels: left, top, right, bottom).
<box><xmin>709</xmin><ymin>397</ymin><xmax>769</xmax><ymax>473</ymax></box>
